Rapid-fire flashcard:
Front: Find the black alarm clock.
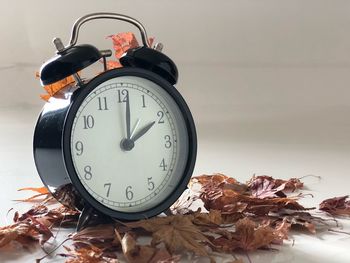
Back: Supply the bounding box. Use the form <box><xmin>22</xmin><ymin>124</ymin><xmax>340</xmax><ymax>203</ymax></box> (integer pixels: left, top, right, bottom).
<box><xmin>33</xmin><ymin>13</ymin><xmax>197</xmax><ymax>228</ymax></box>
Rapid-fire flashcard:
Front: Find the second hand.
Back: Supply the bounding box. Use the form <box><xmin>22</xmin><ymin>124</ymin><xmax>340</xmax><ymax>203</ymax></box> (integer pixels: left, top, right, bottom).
<box><xmin>130</xmin><ymin>119</ymin><xmax>141</xmax><ymax>139</ymax></box>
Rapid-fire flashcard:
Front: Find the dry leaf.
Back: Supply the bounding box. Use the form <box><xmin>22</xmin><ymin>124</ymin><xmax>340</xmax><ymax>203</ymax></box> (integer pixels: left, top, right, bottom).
<box><xmin>106</xmin><ymin>32</ymin><xmax>154</xmax><ymax>70</ymax></box>
<box><xmin>18</xmin><ymin>187</ymin><xmax>49</xmax><ymax>195</ymax></box>
<box><xmin>319</xmin><ymin>196</ymin><xmax>350</xmax><ymax>216</ymax></box>
<box><xmin>208</xmin><ymin>217</ymin><xmax>286</xmax><ymax>253</ymax></box>
<box><xmin>0</xmin><ymin>219</ymin><xmax>53</xmax><ymax>248</ymax></box>
<box><xmin>247</xmin><ymin>176</ymin><xmax>288</xmax><ymax>198</ymax></box>
<box><xmin>37</xmin><ymin>74</ymin><xmax>76</xmax><ymax>101</ymax></box>
<box><xmin>248</xmin><ymin>175</ymin><xmax>304</xmax><ymax>196</ymax></box>
<box><xmin>115</xmin><ymin>231</ymin><xmax>177</xmax><ymax>263</ymax></box>
<box><xmin>71</xmin><ymin>224</ymin><xmax>119</xmax><ymax>252</ymax></box>
<box><xmin>269</xmin><ymin>212</ymin><xmax>331</xmax><ymax>234</ymax></box>
<box><xmin>62</xmin><ymin>244</ymin><xmax>118</xmax><ymax>263</ymax></box>
<box><xmin>192</xmin><ymin>174</ymin><xmax>248</xmax><ymax>194</ymax></box>
<box><xmin>16</xmin><ymin>186</ymin><xmax>52</xmax><ymax>203</ymax></box>
<box><xmin>3</xmin><ymin>173</ymin><xmax>347</xmax><ymax>262</ymax></box>
<box><xmin>126</xmin><ymin>215</ymin><xmax>210</xmax><ymax>257</ymax></box>
<box><xmin>228</xmin><ymin>259</ymin><xmax>244</xmax><ymax>263</ymax></box>
<box><xmin>13</xmin><ymin>204</ymin><xmax>79</xmax><ymax>234</ymax></box>
<box><xmin>192</xmin><ymin>210</ymin><xmax>223</xmax><ymax>226</ymax></box>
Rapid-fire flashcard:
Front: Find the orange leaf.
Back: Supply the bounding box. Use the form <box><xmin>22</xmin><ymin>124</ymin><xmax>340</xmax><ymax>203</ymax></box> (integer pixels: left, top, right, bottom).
<box><xmin>106</xmin><ymin>32</ymin><xmax>154</xmax><ymax>70</ymax></box>
<box><xmin>36</xmin><ymin>72</ymin><xmax>76</xmax><ymax>101</ymax></box>
<box><xmin>18</xmin><ymin>187</ymin><xmax>49</xmax><ymax>195</ymax></box>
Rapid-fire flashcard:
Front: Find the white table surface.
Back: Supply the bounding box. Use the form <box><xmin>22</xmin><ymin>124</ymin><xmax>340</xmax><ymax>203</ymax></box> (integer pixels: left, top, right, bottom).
<box><xmin>0</xmin><ymin>106</ymin><xmax>349</xmax><ymax>263</ymax></box>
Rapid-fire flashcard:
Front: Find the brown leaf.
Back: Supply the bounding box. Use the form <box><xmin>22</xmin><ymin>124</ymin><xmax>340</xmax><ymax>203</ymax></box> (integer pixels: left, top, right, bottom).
<box><xmin>62</xmin><ymin>244</ymin><xmax>118</xmax><ymax>263</ymax></box>
<box><xmin>0</xmin><ymin>218</ymin><xmax>53</xmax><ymax>248</ymax></box>
<box><xmin>227</xmin><ymin>259</ymin><xmax>244</xmax><ymax>263</ymax></box>
<box><xmin>247</xmin><ymin>175</ymin><xmax>304</xmax><ymax>196</ymax></box>
<box><xmin>192</xmin><ymin>174</ymin><xmax>248</xmax><ymax>194</ymax></box>
<box><xmin>192</xmin><ymin>210</ymin><xmax>223</xmax><ymax>226</ymax></box>
<box><xmin>209</xmin><ymin>217</ymin><xmax>286</xmax><ymax>253</ymax></box>
<box><xmin>200</xmin><ymin>186</ymin><xmax>307</xmax><ymax>217</ymax></box>
<box><xmin>235</xmin><ymin>218</ymin><xmax>279</xmax><ymax>251</ymax></box>
<box><xmin>15</xmin><ymin>204</ymin><xmax>79</xmax><ymax>228</ymax></box>
<box><xmin>0</xmin><ymin>222</ymin><xmax>32</xmax><ymax>247</ymax></box>
<box><xmin>193</xmin><ymin>174</ymin><xmax>309</xmax><ymax>218</ymax></box>
<box><xmin>16</xmin><ymin>186</ymin><xmax>53</xmax><ymax>203</ymax></box>
<box><xmin>268</xmin><ymin>212</ymin><xmax>331</xmax><ymax>234</ymax></box>
<box><xmin>116</xmin><ymin>231</ymin><xmax>175</xmax><ymax>263</ymax></box>
<box><xmin>126</xmin><ymin>215</ymin><xmax>209</xmax><ymax>256</ymax></box>
<box><xmin>71</xmin><ymin>224</ymin><xmax>119</xmax><ymax>251</ymax></box>
<box><xmin>247</xmin><ymin>176</ymin><xmax>288</xmax><ymax>198</ymax></box>
<box><xmin>319</xmin><ymin>196</ymin><xmax>350</xmax><ymax>216</ymax></box>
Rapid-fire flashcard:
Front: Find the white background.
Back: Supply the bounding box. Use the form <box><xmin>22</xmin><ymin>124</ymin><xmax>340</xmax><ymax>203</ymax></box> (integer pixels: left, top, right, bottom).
<box><xmin>0</xmin><ymin>1</ymin><xmax>349</xmax><ymax>262</ymax></box>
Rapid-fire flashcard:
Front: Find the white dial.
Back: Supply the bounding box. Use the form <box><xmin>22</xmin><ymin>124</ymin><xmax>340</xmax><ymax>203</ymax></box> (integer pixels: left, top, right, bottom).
<box><xmin>70</xmin><ymin>76</ymin><xmax>189</xmax><ymax>212</ymax></box>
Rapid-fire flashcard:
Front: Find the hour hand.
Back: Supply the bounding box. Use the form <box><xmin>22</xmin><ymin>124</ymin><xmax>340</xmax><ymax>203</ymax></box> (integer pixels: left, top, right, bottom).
<box><xmin>131</xmin><ymin>121</ymin><xmax>156</xmax><ymax>142</ymax></box>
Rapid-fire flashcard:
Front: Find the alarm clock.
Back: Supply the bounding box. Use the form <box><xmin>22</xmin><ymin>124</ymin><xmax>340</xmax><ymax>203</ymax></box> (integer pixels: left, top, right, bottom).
<box><xmin>33</xmin><ymin>13</ymin><xmax>197</xmax><ymax>228</ymax></box>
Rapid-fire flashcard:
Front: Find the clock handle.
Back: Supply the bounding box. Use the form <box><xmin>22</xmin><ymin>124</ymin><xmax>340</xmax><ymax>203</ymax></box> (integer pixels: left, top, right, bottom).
<box><xmin>58</xmin><ymin>12</ymin><xmax>151</xmax><ymax>54</ymax></box>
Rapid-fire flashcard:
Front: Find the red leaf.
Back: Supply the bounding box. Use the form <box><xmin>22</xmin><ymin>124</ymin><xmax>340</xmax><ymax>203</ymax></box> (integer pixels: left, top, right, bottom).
<box><xmin>319</xmin><ymin>196</ymin><xmax>350</xmax><ymax>216</ymax></box>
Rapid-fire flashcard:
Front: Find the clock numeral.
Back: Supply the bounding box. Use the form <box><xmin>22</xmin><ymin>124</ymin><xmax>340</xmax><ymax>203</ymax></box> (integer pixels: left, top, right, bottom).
<box><xmin>104</xmin><ymin>183</ymin><xmax>111</xmax><ymax>197</ymax></box>
<box><xmin>159</xmin><ymin>158</ymin><xmax>167</xmax><ymax>171</ymax></box>
<box><xmin>84</xmin><ymin>165</ymin><xmax>92</xmax><ymax>180</ymax></box>
<box><xmin>83</xmin><ymin>115</ymin><xmax>94</xmax><ymax>129</ymax></box>
<box><xmin>98</xmin><ymin>96</ymin><xmax>108</xmax><ymax>110</ymax></box>
<box><xmin>125</xmin><ymin>186</ymin><xmax>134</xmax><ymax>200</ymax></box>
<box><xmin>141</xmin><ymin>95</ymin><xmax>146</xmax><ymax>108</ymax></box>
<box><xmin>157</xmin><ymin>111</ymin><xmax>165</xmax><ymax>124</ymax></box>
<box><xmin>147</xmin><ymin>177</ymin><xmax>155</xmax><ymax>191</ymax></box>
<box><xmin>118</xmin><ymin>89</ymin><xmax>129</xmax><ymax>103</ymax></box>
<box><xmin>164</xmin><ymin>135</ymin><xmax>172</xmax><ymax>148</ymax></box>
<box><xmin>75</xmin><ymin>141</ymin><xmax>84</xmax><ymax>156</ymax></box>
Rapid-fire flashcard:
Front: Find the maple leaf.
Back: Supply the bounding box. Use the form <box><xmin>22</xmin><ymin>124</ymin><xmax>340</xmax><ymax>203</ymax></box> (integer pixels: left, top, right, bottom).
<box><xmin>106</xmin><ymin>33</ymin><xmax>154</xmax><ymax>70</ymax></box>
<box><xmin>234</xmin><ymin>217</ymin><xmax>281</xmax><ymax>251</ymax></box>
<box><xmin>14</xmin><ymin>204</ymin><xmax>80</xmax><ymax>229</ymax></box>
<box><xmin>247</xmin><ymin>176</ymin><xmax>287</xmax><ymax>198</ymax></box>
<box><xmin>170</xmin><ymin>188</ymin><xmax>199</xmax><ymax>215</ymax></box>
<box><xmin>36</xmin><ymin>73</ymin><xmax>76</xmax><ymax>101</ymax></box>
<box><xmin>265</xmin><ymin>211</ymin><xmax>331</xmax><ymax>234</ymax></box>
<box><xmin>192</xmin><ymin>210</ymin><xmax>223</xmax><ymax>226</ymax></box>
<box><xmin>192</xmin><ymin>174</ymin><xmax>248</xmax><ymax>194</ymax></box>
<box><xmin>16</xmin><ymin>186</ymin><xmax>53</xmax><ymax>203</ymax></box>
<box><xmin>0</xmin><ymin>222</ymin><xmax>33</xmax><ymax>248</ymax></box>
<box><xmin>62</xmin><ymin>245</ymin><xmax>118</xmax><ymax>263</ymax></box>
<box><xmin>200</xmin><ymin>186</ymin><xmax>308</xmax><ymax>217</ymax></box>
<box><xmin>208</xmin><ymin>217</ymin><xmax>287</xmax><ymax>253</ymax></box>
<box><xmin>18</xmin><ymin>187</ymin><xmax>49</xmax><ymax>195</ymax></box>
<box><xmin>116</xmin><ymin>231</ymin><xmax>176</xmax><ymax>263</ymax></box>
<box><xmin>0</xmin><ymin>218</ymin><xmax>53</xmax><ymax>248</ymax></box>
<box><xmin>71</xmin><ymin>224</ymin><xmax>119</xmax><ymax>251</ymax></box>
<box><xmin>193</xmin><ymin>173</ymin><xmax>310</xmax><ymax>219</ymax></box>
<box><xmin>247</xmin><ymin>175</ymin><xmax>304</xmax><ymax>198</ymax></box>
<box><xmin>319</xmin><ymin>196</ymin><xmax>350</xmax><ymax>216</ymax></box>
<box><xmin>228</xmin><ymin>259</ymin><xmax>244</xmax><ymax>263</ymax></box>
<box><xmin>126</xmin><ymin>215</ymin><xmax>210</xmax><ymax>257</ymax></box>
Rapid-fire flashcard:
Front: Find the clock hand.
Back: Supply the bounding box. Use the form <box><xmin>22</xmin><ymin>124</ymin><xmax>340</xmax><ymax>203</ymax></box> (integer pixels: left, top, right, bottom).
<box><xmin>125</xmin><ymin>93</ymin><xmax>131</xmax><ymax>139</ymax></box>
<box><xmin>130</xmin><ymin>118</ymin><xmax>141</xmax><ymax>139</ymax></box>
<box><xmin>131</xmin><ymin>121</ymin><xmax>156</xmax><ymax>142</ymax></box>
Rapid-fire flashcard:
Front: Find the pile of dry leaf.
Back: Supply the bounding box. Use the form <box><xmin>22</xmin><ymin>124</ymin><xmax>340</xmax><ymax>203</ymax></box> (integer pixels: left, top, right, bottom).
<box><xmin>0</xmin><ymin>173</ymin><xmax>349</xmax><ymax>263</ymax></box>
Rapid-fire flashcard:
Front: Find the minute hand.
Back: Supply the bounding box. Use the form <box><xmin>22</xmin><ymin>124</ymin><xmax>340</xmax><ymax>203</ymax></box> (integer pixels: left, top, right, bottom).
<box><xmin>125</xmin><ymin>94</ymin><xmax>131</xmax><ymax>139</ymax></box>
<box><xmin>131</xmin><ymin>121</ymin><xmax>156</xmax><ymax>142</ymax></box>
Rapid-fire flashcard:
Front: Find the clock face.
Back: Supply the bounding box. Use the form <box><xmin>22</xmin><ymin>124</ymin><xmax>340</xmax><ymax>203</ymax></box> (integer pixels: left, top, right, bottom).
<box><xmin>69</xmin><ymin>75</ymin><xmax>190</xmax><ymax>213</ymax></box>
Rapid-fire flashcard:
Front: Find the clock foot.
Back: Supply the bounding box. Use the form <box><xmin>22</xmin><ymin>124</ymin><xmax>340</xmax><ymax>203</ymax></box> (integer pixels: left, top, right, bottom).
<box><xmin>163</xmin><ymin>208</ymin><xmax>173</xmax><ymax>216</ymax></box>
<box><xmin>76</xmin><ymin>205</ymin><xmax>113</xmax><ymax>232</ymax></box>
